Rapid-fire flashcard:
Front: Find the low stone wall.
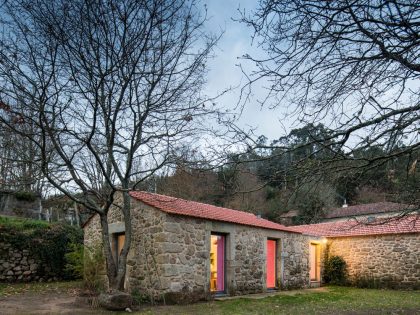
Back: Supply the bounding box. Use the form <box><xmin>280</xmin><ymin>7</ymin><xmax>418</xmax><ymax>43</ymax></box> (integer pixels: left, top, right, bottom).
<box><xmin>327</xmin><ymin>233</ymin><xmax>420</xmax><ymax>289</ymax></box>
<box><xmin>0</xmin><ymin>242</ymin><xmax>56</xmax><ymax>282</ymax></box>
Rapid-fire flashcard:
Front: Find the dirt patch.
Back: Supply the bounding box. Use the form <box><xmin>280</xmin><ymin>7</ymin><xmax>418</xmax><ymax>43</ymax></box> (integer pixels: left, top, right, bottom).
<box><xmin>214</xmin><ymin>286</ymin><xmax>329</xmax><ymax>300</ymax></box>
<box><xmin>0</xmin><ymin>286</ymin><xmax>106</xmax><ymax>315</ymax></box>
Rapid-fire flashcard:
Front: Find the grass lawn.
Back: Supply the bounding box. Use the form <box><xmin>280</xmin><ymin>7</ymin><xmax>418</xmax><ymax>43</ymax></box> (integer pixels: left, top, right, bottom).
<box><xmin>136</xmin><ymin>286</ymin><xmax>420</xmax><ymax>315</ymax></box>
<box><xmin>0</xmin><ymin>282</ymin><xmax>419</xmax><ymax>314</ymax></box>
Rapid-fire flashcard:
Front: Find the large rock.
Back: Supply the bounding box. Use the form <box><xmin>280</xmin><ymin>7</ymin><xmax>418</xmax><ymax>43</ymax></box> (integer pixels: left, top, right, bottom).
<box><xmin>99</xmin><ymin>291</ymin><xmax>132</xmax><ymax>311</ymax></box>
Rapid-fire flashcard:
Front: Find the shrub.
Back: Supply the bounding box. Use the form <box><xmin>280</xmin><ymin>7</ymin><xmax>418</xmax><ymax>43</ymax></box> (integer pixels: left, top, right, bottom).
<box><xmin>131</xmin><ymin>288</ymin><xmax>150</xmax><ymax>306</ymax></box>
<box><xmin>83</xmin><ymin>245</ymin><xmax>105</xmax><ymax>293</ymax></box>
<box><xmin>65</xmin><ymin>243</ymin><xmax>84</xmax><ymax>279</ymax></box>
<box><xmin>65</xmin><ymin>243</ymin><xmax>104</xmax><ymax>293</ymax></box>
<box><xmin>14</xmin><ymin>191</ymin><xmax>37</xmax><ymax>202</ymax></box>
<box><xmin>323</xmin><ymin>255</ymin><xmax>348</xmax><ymax>285</ymax></box>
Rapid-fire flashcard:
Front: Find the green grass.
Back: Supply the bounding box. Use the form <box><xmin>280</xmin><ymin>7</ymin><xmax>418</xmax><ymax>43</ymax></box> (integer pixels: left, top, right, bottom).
<box><xmin>135</xmin><ymin>286</ymin><xmax>420</xmax><ymax>315</ymax></box>
<box><xmin>0</xmin><ymin>216</ymin><xmax>49</xmax><ymax>229</ymax></box>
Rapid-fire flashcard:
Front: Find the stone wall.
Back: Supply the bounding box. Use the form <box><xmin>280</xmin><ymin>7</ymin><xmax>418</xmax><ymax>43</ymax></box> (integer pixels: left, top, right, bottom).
<box><xmin>0</xmin><ymin>242</ymin><xmax>55</xmax><ymax>282</ymax></box>
<box><xmin>233</xmin><ymin>227</ymin><xmax>265</xmax><ymax>294</ymax></box>
<box><xmin>84</xmin><ymin>198</ymin><xmax>311</xmax><ymax>302</ymax></box>
<box><xmin>327</xmin><ymin>233</ymin><xmax>420</xmax><ymax>289</ymax></box>
<box><xmin>84</xmin><ymin>215</ymin><xmax>102</xmax><ymax>249</ymax></box>
<box><xmin>281</xmin><ymin>233</ymin><xmax>311</xmax><ymax>289</ymax></box>
<box><xmin>231</xmin><ymin>227</ymin><xmax>310</xmax><ymax>293</ymax></box>
<box><xmin>127</xmin><ymin>205</ymin><xmax>209</xmax><ymax>303</ymax></box>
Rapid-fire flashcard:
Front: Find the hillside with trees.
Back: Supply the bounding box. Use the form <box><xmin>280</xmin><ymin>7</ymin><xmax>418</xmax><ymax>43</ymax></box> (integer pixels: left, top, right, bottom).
<box><xmin>138</xmin><ymin>123</ymin><xmax>419</xmax><ymax>224</ymax></box>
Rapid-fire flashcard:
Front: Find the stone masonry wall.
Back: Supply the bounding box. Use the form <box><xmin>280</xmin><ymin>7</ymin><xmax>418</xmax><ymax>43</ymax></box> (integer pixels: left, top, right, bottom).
<box><xmin>127</xmin><ymin>204</ymin><xmax>209</xmax><ymax>303</ymax></box>
<box><xmin>0</xmin><ymin>242</ymin><xmax>56</xmax><ymax>282</ymax></box>
<box><xmin>233</xmin><ymin>227</ymin><xmax>265</xmax><ymax>294</ymax></box>
<box><xmin>328</xmin><ymin>233</ymin><xmax>420</xmax><ymax>289</ymax></box>
<box><xmin>232</xmin><ymin>228</ymin><xmax>310</xmax><ymax>293</ymax></box>
<box><xmin>281</xmin><ymin>233</ymin><xmax>310</xmax><ymax>289</ymax></box>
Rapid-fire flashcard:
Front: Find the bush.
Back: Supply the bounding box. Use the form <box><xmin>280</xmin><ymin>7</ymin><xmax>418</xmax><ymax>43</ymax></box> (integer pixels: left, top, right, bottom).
<box><xmin>65</xmin><ymin>243</ymin><xmax>84</xmax><ymax>279</ymax></box>
<box><xmin>14</xmin><ymin>191</ymin><xmax>37</xmax><ymax>202</ymax></box>
<box><xmin>131</xmin><ymin>288</ymin><xmax>150</xmax><ymax>306</ymax></box>
<box><xmin>83</xmin><ymin>245</ymin><xmax>105</xmax><ymax>293</ymax></box>
<box><xmin>323</xmin><ymin>255</ymin><xmax>348</xmax><ymax>285</ymax></box>
<box><xmin>65</xmin><ymin>243</ymin><xmax>104</xmax><ymax>293</ymax></box>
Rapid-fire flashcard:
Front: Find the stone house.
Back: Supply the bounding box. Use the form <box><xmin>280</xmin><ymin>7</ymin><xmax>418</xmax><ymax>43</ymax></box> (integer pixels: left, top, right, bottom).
<box><xmin>293</xmin><ymin>216</ymin><xmax>420</xmax><ymax>289</ymax></box>
<box><xmin>83</xmin><ymin>191</ymin><xmax>322</xmax><ymax>302</ymax></box>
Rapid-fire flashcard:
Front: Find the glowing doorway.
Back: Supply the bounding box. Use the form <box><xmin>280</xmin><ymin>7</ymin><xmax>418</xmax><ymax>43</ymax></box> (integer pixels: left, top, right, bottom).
<box><xmin>210</xmin><ymin>234</ymin><xmax>225</xmax><ymax>292</ymax></box>
<box><xmin>266</xmin><ymin>239</ymin><xmax>277</xmax><ymax>288</ymax></box>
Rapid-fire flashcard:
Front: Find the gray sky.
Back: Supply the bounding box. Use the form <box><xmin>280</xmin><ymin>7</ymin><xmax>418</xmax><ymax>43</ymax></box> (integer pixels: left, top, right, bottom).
<box><xmin>203</xmin><ymin>0</ymin><xmax>293</xmax><ymax>142</ymax></box>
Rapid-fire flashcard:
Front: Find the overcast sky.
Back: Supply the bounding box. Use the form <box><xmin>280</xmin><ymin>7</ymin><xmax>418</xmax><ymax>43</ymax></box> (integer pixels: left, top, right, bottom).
<box><xmin>203</xmin><ymin>0</ymin><xmax>293</xmax><ymax>142</ymax></box>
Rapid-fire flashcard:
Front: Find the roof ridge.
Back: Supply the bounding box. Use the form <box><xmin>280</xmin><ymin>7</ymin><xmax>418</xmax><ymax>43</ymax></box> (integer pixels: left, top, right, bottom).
<box><xmin>132</xmin><ymin>191</ymin><xmax>264</xmax><ymax>217</ymax></box>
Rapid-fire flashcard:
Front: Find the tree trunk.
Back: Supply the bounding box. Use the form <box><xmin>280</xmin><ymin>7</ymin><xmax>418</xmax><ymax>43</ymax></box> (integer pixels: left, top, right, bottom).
<box><xmin>99</xmin><ymin>213</ymin><xmax>119</xmax><ymax>291</ymax></box>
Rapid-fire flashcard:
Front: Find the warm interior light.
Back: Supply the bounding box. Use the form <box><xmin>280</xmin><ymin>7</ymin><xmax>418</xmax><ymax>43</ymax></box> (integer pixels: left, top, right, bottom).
<box><xmin>210</xmin><ymin>235</ymin><xmax>225</xmax><ymax>292</ymax></box>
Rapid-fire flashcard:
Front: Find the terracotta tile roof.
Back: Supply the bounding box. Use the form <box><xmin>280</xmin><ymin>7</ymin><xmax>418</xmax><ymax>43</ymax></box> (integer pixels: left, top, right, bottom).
<box><xmin>292</xmin><ymin>215</ymin><xmax>420</xmax><ymax>237</ymax></box>
<box><xmin>129</xmin><ymin>191</ymin><xmax>301</xmax><ymax>233</ymax></box>
<box><xmin>325</xmin><ymin>202</ymin><xmax>414</xmax><ymax>219</ymax></box>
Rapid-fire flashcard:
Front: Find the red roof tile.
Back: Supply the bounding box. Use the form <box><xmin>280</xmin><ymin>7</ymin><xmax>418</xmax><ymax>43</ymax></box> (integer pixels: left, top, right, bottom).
<box><xmin>292</xmin><ymin>215</ymin><xmax>420</xmax><ymax>237</ymax></box>
<box><xmin>129</xmin><ymin>191</ymin><xmax>300</xmax><ymax>233</ymax></box>
<box><xmin>325</xmin><ymin>202</ymin><xmax>414</xmax><ymax>219</ymax></box>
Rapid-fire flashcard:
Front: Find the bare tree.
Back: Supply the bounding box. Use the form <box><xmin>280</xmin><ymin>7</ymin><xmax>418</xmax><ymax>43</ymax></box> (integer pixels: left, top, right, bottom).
<box><xmin>237</xmin><ymin>0</ymin><xmax>419</xmax><ymax>211</ymax></box>
<box><xmin>0</xmin><ymin>0</ymin><xmax>220</xmax><ymax>291</ymax></box>
<box><xmin>0</xmin><ymin>102</ymin><xmax>45</xmax><ymax>193</ymax></box>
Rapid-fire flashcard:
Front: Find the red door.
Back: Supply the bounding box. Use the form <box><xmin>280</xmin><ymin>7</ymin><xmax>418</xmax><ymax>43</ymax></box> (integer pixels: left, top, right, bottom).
<box><xmin>266</xmin><ymin>239</ymin><xmax>276</xmax><ymax>288</ymax></box>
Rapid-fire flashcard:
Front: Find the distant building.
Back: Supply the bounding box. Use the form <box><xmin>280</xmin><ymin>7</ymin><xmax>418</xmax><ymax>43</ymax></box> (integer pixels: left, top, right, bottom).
<box><xmin>278</xmin><ymin>210</ymin><xmax>300</xmax><ymax>226</ymax></box>
<box><xmin>279</xmin><ymin>202</ymin><xmax>417</xmax><ymax>226</ymax></box>
<box><xmin>322</xmin><ymin>202</ymin><xmax>416</xmax><ymax>223</ymax></box>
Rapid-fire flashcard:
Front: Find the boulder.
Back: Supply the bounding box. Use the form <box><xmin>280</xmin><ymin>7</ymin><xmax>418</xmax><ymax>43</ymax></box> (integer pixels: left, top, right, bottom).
<box><xmin>99</xmin><ymin>291</ymin><xmax>132</xmax><ymax>311</ymax></box>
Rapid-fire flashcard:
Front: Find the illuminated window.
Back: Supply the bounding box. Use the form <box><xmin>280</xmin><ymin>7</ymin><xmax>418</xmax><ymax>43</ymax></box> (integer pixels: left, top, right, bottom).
<box><xmin>210</xmin><ymin>234</ymin><xmax>225</xmax><ymax>292</ymax></box>
<box><xmin>310</xmin><ymin>243</ymin><xmax>320</xmax><ymax>281</ymax></box>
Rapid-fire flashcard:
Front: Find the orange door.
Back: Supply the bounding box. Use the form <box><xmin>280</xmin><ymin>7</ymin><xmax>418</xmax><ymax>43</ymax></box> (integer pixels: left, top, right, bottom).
<box><xmin>210</xmin><ymin>234</ymin><xmax>225</xmax><ymax>292</ymax></box>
